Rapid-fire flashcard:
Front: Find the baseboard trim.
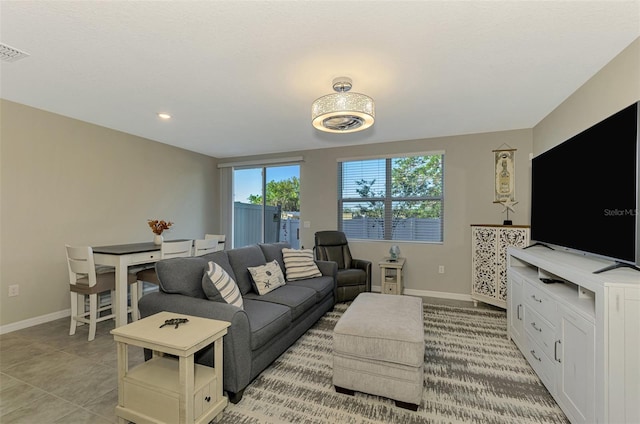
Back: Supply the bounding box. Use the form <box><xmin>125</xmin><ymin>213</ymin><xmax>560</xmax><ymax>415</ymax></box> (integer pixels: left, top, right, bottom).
<box><xmin>0</xmin><ymin>309</ymin><xmax>70</xmax><ymax>335</ymax></box>
<box><xmin>371</xmin><ymin>286</ymin><xmax>473</xmax><ymax>302</ymax></box>
<box><xmin>2</xmin><ymin>287</ymin><xmax>469</xmax><ymax>335</ymax></box>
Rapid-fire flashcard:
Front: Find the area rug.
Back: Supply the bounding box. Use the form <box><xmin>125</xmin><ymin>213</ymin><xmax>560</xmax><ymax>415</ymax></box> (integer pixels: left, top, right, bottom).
<box><xmin>219</xmin><ymin>301</ymin><xmax>569</xmax><ymax>424</ymax></box>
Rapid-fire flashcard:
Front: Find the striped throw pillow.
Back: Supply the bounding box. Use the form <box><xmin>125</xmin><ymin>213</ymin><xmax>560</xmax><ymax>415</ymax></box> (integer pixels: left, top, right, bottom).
<box><xmin>282</xmin><ymin>248</ymin><xmax>322</xmax><ymax>281</ymax></box>
<box><xmin>202</xmin><ymin>261</ymin><xmax>243</xmax><ymax>309</ymax></box>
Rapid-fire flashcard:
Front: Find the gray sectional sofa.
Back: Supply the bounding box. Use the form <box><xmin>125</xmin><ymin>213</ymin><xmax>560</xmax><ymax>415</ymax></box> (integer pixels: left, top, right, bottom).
<box><xmin>138</xmin><ymin>242</ymin><xmax>338</xmax><ymax>403</ymax></box>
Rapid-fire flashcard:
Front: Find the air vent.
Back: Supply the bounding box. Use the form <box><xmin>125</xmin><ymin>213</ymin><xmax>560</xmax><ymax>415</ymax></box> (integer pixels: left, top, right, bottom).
<box><xmin>0</xmin><ymin>43</ymin><xmax>30</xmax><ymax>62</ymax></box>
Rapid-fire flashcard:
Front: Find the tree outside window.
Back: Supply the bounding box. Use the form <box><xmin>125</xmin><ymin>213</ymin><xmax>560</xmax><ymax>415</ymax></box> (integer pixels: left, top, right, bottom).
<box><xmin>248</xmin><ymin>176</ymin><xmax>300</xmax><ymax>214</ymax></box>
<box><xmin>339</xmin><ymin>154</ymin><xmax>444</xmax><ymax>242</ymax></box>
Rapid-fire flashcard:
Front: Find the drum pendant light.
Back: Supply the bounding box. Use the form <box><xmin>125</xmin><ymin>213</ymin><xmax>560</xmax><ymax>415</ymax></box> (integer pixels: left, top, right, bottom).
<box><xmin>311</xmin><ymin>77</ymin><xmax>375</xmax><ymax>133</ymax></box>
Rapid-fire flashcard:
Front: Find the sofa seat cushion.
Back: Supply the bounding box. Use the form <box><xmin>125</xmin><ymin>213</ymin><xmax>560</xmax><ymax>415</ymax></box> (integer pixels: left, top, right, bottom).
<box><xmin>286</xmin><ymin>275</ymin><xmax>334</xmax><ymax>302</ymax></box>
<box><xmin>338</xmin><ymin>268</ymin><xmax>367</xmax><ymax>286</ymax></box>
<box><xmin>242</xmin><ymin>298</ymin><xmax>292</xmax><ymax>351</ymax></box>
<box><xmin>227</xmin><ymin>245</ymin><xmax>268</xmax><ymax>295</ymax></box>
<box><xmin>243</xmin><ymin>285</ymin><xmax>317</xmax><ymax>321</ymax></box>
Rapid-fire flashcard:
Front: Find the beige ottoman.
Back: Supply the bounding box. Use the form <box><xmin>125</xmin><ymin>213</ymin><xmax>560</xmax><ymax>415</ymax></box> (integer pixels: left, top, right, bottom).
<box><xmin>333</xmin><ymin>293</ymin><xmax>424</xmax><ymax>410</ymax></box>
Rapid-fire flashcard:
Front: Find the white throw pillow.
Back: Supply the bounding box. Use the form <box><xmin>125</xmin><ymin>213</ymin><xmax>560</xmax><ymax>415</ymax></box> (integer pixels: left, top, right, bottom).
<box><xmin>247</xmin><ymin>260</ymin><xmax>286</xmax><ymax>295</ymax></box>
<box><xmin>203</xmin><ymin>261</ymin><xmax>243</xmax><ymax>309</ymax></box>
<box><xmin>281</xmin><ymin>248</ymin><xmax>322</xmax><ymax>281</ymax></box>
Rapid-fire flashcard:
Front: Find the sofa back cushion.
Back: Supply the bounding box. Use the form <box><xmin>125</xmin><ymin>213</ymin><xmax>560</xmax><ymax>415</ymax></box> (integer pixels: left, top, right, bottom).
<box><xmin>156</xmin><ymin>256</ymin><xmax>208</xmax><ymax>298</ymax></box>
<box><xmin>259</xmin><ymin>242</ymin><xmax>290</xmax><ymax>276</ymax></box>
<box><xmin>199</xmin><ymin>251</ymin><xmax>237</xmax><ymax>281</ymax></box>
<box><xmin>227</xmin><ymin>244</ymin><xmax>267</xmax><ymax>295</ymax></box>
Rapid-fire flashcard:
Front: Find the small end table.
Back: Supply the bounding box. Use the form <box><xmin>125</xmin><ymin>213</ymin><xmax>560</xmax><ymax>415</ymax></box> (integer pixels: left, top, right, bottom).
<box><xmin>111</xmin><ymin>311</ymin><xmax>230</xmax><ymax>424</ymax></box>
<box><xmin>379</xmin><ymin>257</ymin><xmax>406</xmax><ymax>295</ymax></box>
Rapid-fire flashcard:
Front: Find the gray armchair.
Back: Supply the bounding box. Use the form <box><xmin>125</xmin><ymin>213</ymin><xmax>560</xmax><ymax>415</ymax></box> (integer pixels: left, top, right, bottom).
<box><xmin>314</xmin><ymin>230</ymin><xmax>371</xmax><ymax>302</ymax></box>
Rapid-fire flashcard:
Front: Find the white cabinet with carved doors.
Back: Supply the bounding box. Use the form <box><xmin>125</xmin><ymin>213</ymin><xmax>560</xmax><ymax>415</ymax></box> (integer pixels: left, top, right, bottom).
<box><xmin>471</xmin><ymin>225</ymin><xmax>530</xmax><ymax>308</ymax></box>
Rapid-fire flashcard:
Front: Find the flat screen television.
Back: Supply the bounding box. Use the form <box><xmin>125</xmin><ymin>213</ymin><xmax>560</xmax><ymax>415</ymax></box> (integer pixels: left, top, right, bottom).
<box><xmin>530</xmin><ymin>101</ymin><xmax>640</xmax><ymax>272</ymax></box>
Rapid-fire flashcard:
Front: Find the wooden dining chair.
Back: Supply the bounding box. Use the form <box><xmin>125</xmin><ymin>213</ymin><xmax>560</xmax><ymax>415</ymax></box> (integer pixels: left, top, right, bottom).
<box><xmin>205</xmin><ymin>234</ymin><xmax>226</xmax><ymax>251</ymax></box>
<box><xmin>194</xmin><ymin>237</ymin><xmax>218</xmax><ymax>256</ymax></box>
<box><xmin>66</xmin><ymin>245</ymin><xmax>139</xmax><ymax>341</ymax></box>
<box><xmin>136</xmin><ymin>239</ymin><xmax>194</xmax><ymax>298</ymax></box>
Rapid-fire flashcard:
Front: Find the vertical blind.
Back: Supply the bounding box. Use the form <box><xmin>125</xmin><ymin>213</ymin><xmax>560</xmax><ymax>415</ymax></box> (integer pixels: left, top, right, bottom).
<box><xmin>338</xmin><ymin>153</ymin><xmax>444</xmax><ymax>242</ymax></box>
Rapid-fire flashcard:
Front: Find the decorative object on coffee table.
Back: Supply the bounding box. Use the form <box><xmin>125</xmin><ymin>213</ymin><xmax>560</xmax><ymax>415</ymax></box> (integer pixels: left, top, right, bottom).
<box><xmin>111</xmin><ymin>311</ymin><xmax>230</xmax><ymax>424</ymax></box>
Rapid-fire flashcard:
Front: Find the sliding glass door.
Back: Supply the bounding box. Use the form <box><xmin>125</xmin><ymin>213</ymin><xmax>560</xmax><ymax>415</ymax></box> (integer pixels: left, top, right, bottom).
<box><xmin>233</xmin><ymin>165</ymin><xmax>300</xmax><ymax>249</ymax></box>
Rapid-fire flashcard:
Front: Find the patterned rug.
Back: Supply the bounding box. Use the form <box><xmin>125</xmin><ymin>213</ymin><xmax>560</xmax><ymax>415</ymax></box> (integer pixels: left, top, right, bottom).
<box><xmin>219</xmin><ymin>301</ymin><xmax>569</xmax><ymax>424</ymax></box>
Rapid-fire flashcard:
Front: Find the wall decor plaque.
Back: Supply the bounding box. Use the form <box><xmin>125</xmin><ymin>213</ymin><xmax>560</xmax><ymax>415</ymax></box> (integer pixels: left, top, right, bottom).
<box><xmin>493</xmin><ymin>148</ymin><xmax>516</xmax><ymax>203</ymax></box>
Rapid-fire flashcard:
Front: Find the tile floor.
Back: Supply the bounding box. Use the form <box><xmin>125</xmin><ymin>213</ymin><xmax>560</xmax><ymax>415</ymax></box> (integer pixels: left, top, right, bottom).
<box><xmin>0</xmin><ymin>296</ymin><xmax>494</xmax><ymax>423</ymax></box>
<box><xmin>0</xmin><ymin>314</ymin><xmax>144</xmax><ymax>423</ymax></box>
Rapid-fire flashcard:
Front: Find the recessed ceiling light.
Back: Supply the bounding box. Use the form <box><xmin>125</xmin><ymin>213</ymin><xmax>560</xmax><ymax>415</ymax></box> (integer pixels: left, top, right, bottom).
<box><xmin>157</xmin><ymin>113</ymin><xmax>171</xmax><ymax>120</ymax></box>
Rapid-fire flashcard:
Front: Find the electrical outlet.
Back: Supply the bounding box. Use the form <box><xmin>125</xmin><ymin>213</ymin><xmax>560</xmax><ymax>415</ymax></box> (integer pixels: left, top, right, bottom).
<box><xmin>8</xmin><ymin>284</ymin><xmax>19</xmax><ymax>297</ymax></box>
<box><xmin>438</xmin><ymin>265</ymin><xmax>445</xmax><ymax>274</ymax></box>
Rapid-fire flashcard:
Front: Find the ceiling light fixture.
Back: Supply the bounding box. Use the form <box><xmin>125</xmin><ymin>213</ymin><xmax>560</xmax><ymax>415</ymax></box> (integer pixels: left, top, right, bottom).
<box><xmin>157</xmin><ymin>113</ymin><xmax>171</xmax><ymax>120</ymax></box>
<box><xmin>311</xmin><ymin>77</ymin><xmax>374</xmax><ymax>133</ymax></box>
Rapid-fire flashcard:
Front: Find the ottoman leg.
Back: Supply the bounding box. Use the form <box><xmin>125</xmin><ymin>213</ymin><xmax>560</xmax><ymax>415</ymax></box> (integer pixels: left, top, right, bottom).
<box><xmin>334</xmin><ymin>386</ymin><xmax>355</xmax><ymax>396</ymax></box>
<box><xmin>395</xmin><ymin>400</ymin><xmax>419</xmax><ymax>411</ymax></box>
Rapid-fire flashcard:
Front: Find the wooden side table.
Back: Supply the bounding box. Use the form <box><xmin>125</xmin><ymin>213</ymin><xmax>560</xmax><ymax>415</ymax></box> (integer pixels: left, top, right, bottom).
<box><xmin>110</xmin><ymin>311</ymin><xmax>230</xmax><ymax>424</ymax></box>
<box><xmin>379</xmin><ymin>257</ymin><xmax>406</xmax><ymax>295</ymax></box>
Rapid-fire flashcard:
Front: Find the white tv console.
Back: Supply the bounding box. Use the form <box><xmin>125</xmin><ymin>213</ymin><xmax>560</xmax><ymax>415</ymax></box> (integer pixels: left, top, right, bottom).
<box><xmin>507</xmin><ymin>246</ymin><xmax>639</xmax><ymax>424</ymax></box>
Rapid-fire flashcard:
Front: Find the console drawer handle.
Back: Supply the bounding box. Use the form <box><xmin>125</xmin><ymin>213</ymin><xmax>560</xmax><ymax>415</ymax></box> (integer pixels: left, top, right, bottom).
<box><xmin>531</xmin><ymin>294</ymin><xmax>542</xmax><ymax>303</ymax></box>
<box><xmin>530</xmin><ymin>322</ymin><xmax>542</xmax><ymax>332</ymax></box>
<box><xmin>517</xmin><ymin>304</ymin><xmax>522</xmax><ymax>320</ymax></box>
<box><xmin>555</xmin><ymin>340</ymin><xmax>562</xmax><ymax>363</ymax></box>
<box><xmin>530</xmin><ymin>350</ymin><xmax>542</xmax><ymax>362</ymax></box>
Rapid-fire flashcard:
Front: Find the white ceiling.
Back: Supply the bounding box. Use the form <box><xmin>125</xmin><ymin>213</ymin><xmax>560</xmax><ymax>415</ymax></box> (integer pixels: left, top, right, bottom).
<box><xmin>1</xmin><ymin>1</ymin><xmax>639</xmax><ymax>159</ymax></box>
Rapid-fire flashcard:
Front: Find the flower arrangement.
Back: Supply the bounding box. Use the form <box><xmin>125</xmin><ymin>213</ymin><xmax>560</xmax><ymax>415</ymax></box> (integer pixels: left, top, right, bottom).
<box><xmin>148</xmin><ymin>219</ymin><xmax>173</xmax><ymax>235</ymax></box>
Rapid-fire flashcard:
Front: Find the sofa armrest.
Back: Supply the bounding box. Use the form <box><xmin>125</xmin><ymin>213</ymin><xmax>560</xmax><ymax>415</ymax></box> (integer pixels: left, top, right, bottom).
<box><xmin>315</xmin><ymin>259</ymin><xmax>337</xmax><ymax>279</ymax></box>
<box><xmin>138</xmin><ymin>292</ymin><xmax>252</xmax><ymax>393</ymax></box>
<box><xmin>315</xmin><ymin>260</ymin><xmax>338</xmax><ymax>303</ymax></box>
<box><xmin>351</xmin><ymin>258</ymin><xmax>372</xmax><ymax>291</ymax></box>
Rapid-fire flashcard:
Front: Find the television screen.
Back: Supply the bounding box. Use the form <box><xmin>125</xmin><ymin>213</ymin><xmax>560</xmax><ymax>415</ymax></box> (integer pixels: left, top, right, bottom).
<box><xmin>531</xmin><ymin>101</ymin><xmax>639</xmax><ymax>265</ymax></box>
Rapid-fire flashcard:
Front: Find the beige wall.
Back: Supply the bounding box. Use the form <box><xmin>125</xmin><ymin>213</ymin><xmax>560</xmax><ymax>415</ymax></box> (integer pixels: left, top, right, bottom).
<box><xmin>0</xmin><ymin>100</ymin><xmax>219</xmax><ymax>327</ymax></box>
<box><xmin>302</xmin><ymin>131</ymin><xmax>533</xmax><ymax>296</ymax></box>
<box><xmin>223</xmin><ymin>129</ymin><xmax>533</xmax><ymax>298</ymax></box>
<box><xmin>2</xmin><ymin>37</ymin><xmax>636</xmax><ymax>328</ymax></box>
<box><xmin>534</xmin><ymin>37</ymin><xmax>639</xmax><ymax>155</ymax></box>
<box><xmin>220</xmin><ymin>38</ymin><xmax>639</xmax><ymax>299</ymax></box>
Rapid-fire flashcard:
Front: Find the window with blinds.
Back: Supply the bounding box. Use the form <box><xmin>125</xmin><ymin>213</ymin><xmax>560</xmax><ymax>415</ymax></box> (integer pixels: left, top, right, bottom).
<box><xmin>338</xmin><ymin>153</ymin><xmax>444</xmax><ymax>242</ymax></box>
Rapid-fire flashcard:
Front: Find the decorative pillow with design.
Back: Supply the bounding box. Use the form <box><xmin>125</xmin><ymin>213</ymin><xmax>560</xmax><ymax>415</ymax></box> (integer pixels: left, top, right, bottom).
<box><xmin>247</xmin><ymin>260</ymin><xmax>286</xmax><ymax>295</ymax></box>
<box><xmin>281</xmin><ymin>248</ymin><xmax>322</xmax><ymax>281</ymax></box>
<box><xmin>202</xmin><ymin>261</ymin><xmax>244</xmax><ymax>309</ymax></box>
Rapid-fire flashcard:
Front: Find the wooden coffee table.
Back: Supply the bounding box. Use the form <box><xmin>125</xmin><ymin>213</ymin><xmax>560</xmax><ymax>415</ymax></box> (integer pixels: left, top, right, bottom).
<box><xmin>111</xmin><ymin>311</ymin><xmax>230</xmax><ymax>424</ymax></box>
